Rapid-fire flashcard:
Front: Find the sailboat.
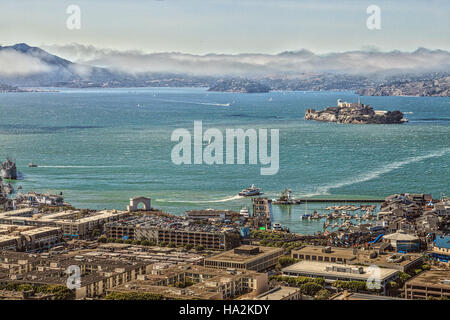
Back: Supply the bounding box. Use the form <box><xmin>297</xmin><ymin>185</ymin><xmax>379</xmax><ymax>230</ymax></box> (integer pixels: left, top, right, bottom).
<box><xmin>300</xmin><ymin>200</ymin><xmax>311</xmax><ymax>220</ymax></box>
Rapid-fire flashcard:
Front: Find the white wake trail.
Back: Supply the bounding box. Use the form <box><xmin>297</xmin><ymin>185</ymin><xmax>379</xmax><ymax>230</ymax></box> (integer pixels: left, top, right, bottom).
<box><xmin>37</xmin><ymin>165</ymin><xmax>126</xmax><ymax>168</ymax></box>
<box><xmin>156</xmin><ymin>195</ymin><xmax>243</xmax><ymax>203</ymax></box>
<box><xmin>311</xmin><ymin>148</ymin><xmax>450</xmax><ymax>196</ymax></box>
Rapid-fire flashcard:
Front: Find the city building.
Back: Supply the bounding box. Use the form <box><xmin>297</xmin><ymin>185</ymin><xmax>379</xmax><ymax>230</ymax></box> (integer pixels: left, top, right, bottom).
<box><xmin>404</xmin><ymin>271</ymin><xmax>450</xmax><ymax>299</ymax></box>
<box><xmin>204</xmin><ymin>245</ymin><xmax>284</xmax><ymax>272</ymax></box>
<box><xmin>0</xmin><ymin>251</ymin><xmax>152</xmax><ymax>299</ymax></box>
<box><xmin>429</xmin><ymin>236</ymin><xmax>450</xmax><ymax>266</ymax></box>
<box><xmin>184</xmin><ymin>209</ymin><xmax>239</xmax><ymax>221</ymax></box>
<box><xmin>107</xmin><ymin>264</ymin><xmax>268</xmax><ymax>300</ymax></box>
<box><xmin>383</xmin><ymin>230</ymin><xmax>420</xmax><ymax>252</ymax></box>
<box><xmin>253</xmin><ymin>286</ymin><xmax>302</xmax><ymax>300</ymax></box>
<box><xmin>252</xmin><ymin>198</ymin><xmax>273</xmax><ymax>230</ymax></box>
<box><xmin>105</xmin><ymin>215</ymin><xmax>241</xmax><ymax>251</ymax></box>
<box><xmin>291</xmin><ymin>245</ymin><xmax>423</xmax><ymax>272</ymax></box>
<box><xmin>0</xmin><ymin>209</ymin><xmax>128</xmax><ymax>239</ymax></box>
<box><xmin>282</xmin><ymin>260</ymin><xmax>399</xmax><ymax>294</ymax></box>
<box><xmin>0</xmin><ymin>225</ymin><xmax>62</xmax><ymax>251</ymax></box>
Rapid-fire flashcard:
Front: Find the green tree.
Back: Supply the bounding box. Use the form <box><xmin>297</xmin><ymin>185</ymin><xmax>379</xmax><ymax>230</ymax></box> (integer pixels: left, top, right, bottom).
<box><xmin>314</xmin><ymin>289</ymin><xmax>332</xmax><ymax>300</ymax></box>
<box><xmin>300</xmin><ymin>282</ymin><xmax>322</xmax><ymax>296</ymax></box>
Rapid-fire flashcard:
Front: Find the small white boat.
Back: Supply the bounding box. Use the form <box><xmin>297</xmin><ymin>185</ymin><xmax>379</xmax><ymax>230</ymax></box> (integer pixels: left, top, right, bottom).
<box><xmin>240</xmin><ymin>207</ymin><xmax>250</xmax><ymax>218</ymax></box>
<box><xmin>272</xmin><ymin>223</ymin><xmax>282</xmax><ymax>231</ymax></box>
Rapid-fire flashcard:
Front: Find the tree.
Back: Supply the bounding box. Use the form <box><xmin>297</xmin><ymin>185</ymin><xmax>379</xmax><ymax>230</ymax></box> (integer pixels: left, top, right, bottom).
<box><xmin>98</xmin><ymin>236</ymin><xmax>107</xmax><ymax>243</ymax></box>
<box><xmin>300</xmin><ymin>282</ymin><xmax>322</xmax><ymax>296</ymax></box>
<box><xmin>314</xmin><ymin>289</ymin><xmax>332</xmax><ymax>300</ymax></box>
<box><xmin>184</xmin><ymin>244</ymin><xmax>194</xmax><ymax>251</ymax></box>
<box><xmin>277</xmin><ymin>257</ymin><xmax>298</xmax><ymax>268</ymax></box>
<box><xmin>195</xmin><ymin>245</ymin><xmax>204</xmax><ymax>252</ymax></box>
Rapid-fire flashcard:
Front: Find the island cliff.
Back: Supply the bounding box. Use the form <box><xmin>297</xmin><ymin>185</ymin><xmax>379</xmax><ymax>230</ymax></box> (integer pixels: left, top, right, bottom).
<box><xmin>305</xmin><ymin>99</ymin><xmax>407</xmax><ymax>124</ymax></box>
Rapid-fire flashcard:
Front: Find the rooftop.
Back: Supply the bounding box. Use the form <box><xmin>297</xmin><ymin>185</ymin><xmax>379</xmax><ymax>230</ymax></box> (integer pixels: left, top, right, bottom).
<box><xmin>205</xmin><ymin>245</ymin><xmax>284</xmax><ymax>263</ymax></box>
<box><xmin>406</xmin><ymin>271</ymin><xmax>450</xmax><ymax>288</ymax></box>
<box><xmin>282</xmin><ymin>260</ymin><xmax>399</xmax><ymax>281</ymax></box>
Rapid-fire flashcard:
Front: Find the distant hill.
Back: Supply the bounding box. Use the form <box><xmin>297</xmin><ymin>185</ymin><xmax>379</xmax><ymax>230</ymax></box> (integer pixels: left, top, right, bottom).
<box><xmin>0</xmin><ymin>43</ymin><xmax>448</xmax><ymax>96</ymax></box>
<box><xmin>356</xmin><ymin>76</ymin><xmax>450</xmax><ymax>97</ymax></box>
<box><xmin>0</xmin><ymin>43</ymin><xmax>116</xmax><ymax>87</ymax></box>
<box><xmin>208</xmin><ymin>79</ymin><xmax>270</xmax><ymax>93</ymax></box>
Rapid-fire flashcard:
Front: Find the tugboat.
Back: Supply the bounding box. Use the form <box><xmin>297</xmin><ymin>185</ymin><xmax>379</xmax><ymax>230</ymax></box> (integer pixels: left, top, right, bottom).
<box><xmin>238</xmin><ymin>184</ymin><xmax>261</xmax><ymax>197</ymax></box>
<box><xmin>1</xmin><ymin>157</ymin><xmax>17</xmax><ymax>180</ymax></box>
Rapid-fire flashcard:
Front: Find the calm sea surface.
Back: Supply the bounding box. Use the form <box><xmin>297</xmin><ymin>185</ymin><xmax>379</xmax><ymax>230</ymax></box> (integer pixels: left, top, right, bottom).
<box><xmin>1</xmin><ymin>88</ymin><xmax>449</xmax><ymax>233</ymax></box>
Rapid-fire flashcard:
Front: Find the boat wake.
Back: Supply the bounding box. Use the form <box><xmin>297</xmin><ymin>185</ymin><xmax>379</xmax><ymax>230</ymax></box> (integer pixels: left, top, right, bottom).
<box><xmin>310</xmin><ymin>148</ymin><xmax>450</xmax><ymax>196</ymax></box>
<box><xmin>149</xmin><ymin>98</ymin><xmax>230</xmax><ymax>107</ymax></box>
<box><xmin>37</xmin><ymin>165</ymin><xmax>127</xmax><ymax>168</ymax></box>
<box><xmin>156</xmin><ymin>195</ymin><xmax>243</xmax><ymax>203</ymax></box>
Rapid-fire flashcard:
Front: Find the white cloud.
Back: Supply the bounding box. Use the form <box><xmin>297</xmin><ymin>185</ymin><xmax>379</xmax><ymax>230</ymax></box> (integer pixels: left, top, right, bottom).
<box><xmin>0</xmin><ymin>49</ymin><xmax>53</xmax><ymax>76</ymax></box>
<box><xmin>29</xmin><ymin>44</ymin><xmax>450</xmax><ymax>77</ymax></box>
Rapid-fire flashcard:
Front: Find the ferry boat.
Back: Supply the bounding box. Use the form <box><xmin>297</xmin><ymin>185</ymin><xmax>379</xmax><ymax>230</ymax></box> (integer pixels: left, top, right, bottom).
<box><xmin>239</xmin><ymin>207</ymin><xmax>250</xmax><ymax>218</ymax></box>
<box><xmin>238</xmin><ymin>184</ymin><xmax>261</xmax><ymax>197</ymax></box>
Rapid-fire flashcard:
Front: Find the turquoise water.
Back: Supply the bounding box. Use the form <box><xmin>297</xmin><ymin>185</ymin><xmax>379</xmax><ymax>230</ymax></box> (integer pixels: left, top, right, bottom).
<box><xmin>0</xmin><ymin>88</ymin><xmax>449</xmax><ymax>234</ymax></box>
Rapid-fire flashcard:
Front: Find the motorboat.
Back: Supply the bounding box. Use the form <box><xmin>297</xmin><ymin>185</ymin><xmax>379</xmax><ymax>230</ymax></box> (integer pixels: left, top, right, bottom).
<box><xmin>239</xmin><ymin>207</ymin><xmax>250</xmax><ymax>218</ymax></box>
<box><xmin>238</xmin><ymin>184</ymin><xmax>261</xmax><ymax>197</ymax></box>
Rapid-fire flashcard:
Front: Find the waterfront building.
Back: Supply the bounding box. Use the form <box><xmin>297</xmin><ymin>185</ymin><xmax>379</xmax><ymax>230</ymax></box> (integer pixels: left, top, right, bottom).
<box><xmin>204</xmin><ymin>245</ymin><xmax>284</xmax><ymax>272</ymax></box>
<box><xmin>0</xmin><ymin>225</ymin><xmax>62</xmax><ymax>251</ymax></box>
<box><xmin>383</xmin><ymin>230</ymin><xmax>420</xmax><ymax>252</ymax></box>
<box><xmin>0</xmin><ymin>209</ymin><xmax>128</xmax><ymax>239</ymax></box>
<box><xmin>184</xmin><ymin>209</ymin><xmax>239</xmax><ymax>221</ymax></box>
<box><xmin>252</xmin><ymin>198</ymin><xmax>273</xmax><ymax>230</ymax></box>
<box><xmin>104</xmin><ymin>215</ymin><xmax>241</xmax><ymax>250</ymax></box>
<box><xmin>404</xmin><ymin>271</ymin><xmax>450</xmax><ymax>299</ymax></box>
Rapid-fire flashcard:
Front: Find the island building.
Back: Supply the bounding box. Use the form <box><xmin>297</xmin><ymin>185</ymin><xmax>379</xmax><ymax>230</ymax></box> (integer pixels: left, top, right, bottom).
<box><xmin>252</xmin><ymin>198</ymin><xmax>273</xmax><ymax>230</ymax></box>
<box><xmin>204</xmin><ymin>245</ymin><xmax>284</xmax><ymax>272</ymax></box>
<box><xmin>291</xmin><ymin>245</ymin><xmax>423</xmax><ymax>272</ymax></box>
<box><xmin>404</xmin><ymin>271</ymin><xmax>450</xmax><ymax>299</ymax></box>
<box><xmin>107</xmin><ymin>264</ymin><xmax>268</xmax><ymax>300</ymax></box>
<box><xmin>428</xmin><ymin>236</ymin><xmax>450</xmax><ymax>267</ymax></box>
<box><xmin>104</xmin><ymin>215</ymin><xmax>241</xmax><ymax>251</ymax></box>
<box><xmin>282</xmin><ymin>260</ymin><xmax>399</xmax><ymax>294</ymax></box>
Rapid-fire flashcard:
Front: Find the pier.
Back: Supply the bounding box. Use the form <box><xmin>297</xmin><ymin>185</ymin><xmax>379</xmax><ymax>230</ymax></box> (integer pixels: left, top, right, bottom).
<box><xmin>273</xmin><ymin>198</ymin><xmax>384</xmax><ymax>205</ymax></box>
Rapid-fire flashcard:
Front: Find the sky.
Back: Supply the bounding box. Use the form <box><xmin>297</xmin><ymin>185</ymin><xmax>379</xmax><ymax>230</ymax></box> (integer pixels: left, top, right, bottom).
<box><xmin>1</xmin><ymin>0</ymin><xmax>449</xmax><ymax>56</ymax></box>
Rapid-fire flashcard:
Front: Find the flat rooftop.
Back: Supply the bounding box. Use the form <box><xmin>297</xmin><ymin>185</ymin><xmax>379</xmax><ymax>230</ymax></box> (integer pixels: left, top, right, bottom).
<box><xmin>406</xmin><ymin>271</ymin><xmax>450</xmax><ymax>288</ymax></box>
<box><xmin>256</xmin><ymin>286</ymin><xmax>300</xmax><ymax>300</ymax></box>
<box><xmin>282</xmin><ymin>260</ymin><xmax>399</xmax><ymax>281</ymax></box>
<box><xmin>205</xmin><ymin>245</ymin><xmax>284</xmax><ymax>263</ymax></box>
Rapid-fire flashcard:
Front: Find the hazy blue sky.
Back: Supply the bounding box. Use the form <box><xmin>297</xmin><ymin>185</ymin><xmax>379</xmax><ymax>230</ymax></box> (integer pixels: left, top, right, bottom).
<box><xmin>1</xmin><ymin>0</ymin><xmax>449</xmax><ymax>54</ymax></box>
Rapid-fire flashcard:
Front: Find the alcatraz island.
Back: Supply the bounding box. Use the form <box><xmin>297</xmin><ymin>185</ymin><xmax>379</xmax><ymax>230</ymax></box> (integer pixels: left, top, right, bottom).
<box><xmin>305</xmin><ymin>99</ymin><xmax>407</xmax><ymax>124</ymax></box>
